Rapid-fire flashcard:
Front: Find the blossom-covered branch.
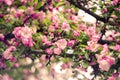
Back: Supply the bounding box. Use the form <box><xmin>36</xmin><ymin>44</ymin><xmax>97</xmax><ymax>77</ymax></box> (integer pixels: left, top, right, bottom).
<box><xmin>67</xmin><ymin>0</ymin><xmax>116</xmax><ymax>26</ymax></box>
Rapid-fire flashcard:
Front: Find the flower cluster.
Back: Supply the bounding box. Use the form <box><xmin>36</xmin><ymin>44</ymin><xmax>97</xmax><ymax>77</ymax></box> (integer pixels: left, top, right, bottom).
<box><xmin>13</xmin><ymin>26</ymin><xmax>34</xmax><ymax>47</ymax></box>
<box><xmin>0</xmin><ymin>0</ymin><xmax>120</xmax><ymax>80</ymax></box>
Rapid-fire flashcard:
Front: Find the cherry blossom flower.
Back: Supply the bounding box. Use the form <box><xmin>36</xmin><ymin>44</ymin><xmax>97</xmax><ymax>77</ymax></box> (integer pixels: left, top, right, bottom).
<box><xmin>20</xmin><ymin>0</ymin><xmax>27</xmax><ymax>4</ymax></box>
<box><xmin>26</xmin><ymin>7</ymin><xmax>34</xmax><ymax>15</ymax></box>
<box><xmin>14</xmin><ymin>63</ymin><xmax>19</xmax><ymax>68</ymax></box>
<box><xmin>113</xmin><ymin>0</ymin><xmax>119</xmax><ymax>5</ymax></box>
<box><xmin>45</xmin><ymin>48</ymin><xmax>53</xmax><ymax>55</ymax></box>
<box><xmin>100</xmin><ymin>44</ymin><xmax>109</xmax><ymax>54</ymax></box>
<box><xmin>61</xmin><ymin>21</ymin><xmax>70</xmax><ymax>31</ymax></box>
<box><xmin>4</xmin><ymin>0</ymin><xmax>14</xmax><ymax>6</ymax></box>
<box><xmin>20</xmin><ymin>27</ymin><xmax>33</xmax><ymax>39</ymax></box>
<box><xmin>67</xmin><ymin>40</ymin><xmax>76</xmax><ymax>47</ymax></box>
<box><xmin>73</xmin><ymin>30</ymin><xmax>80</xmax><ymax>37</ymax></box>
<box><xmin>87</xmin><ymin>40</ymin><xmax>100</xmax><ymax>52</ymax></box>
<box><xmin>48</xmin><ymin>25</ymin><xmax>55</xmax><ymax>32</ymax></box>
<box><xmin>69</xmin><ymin>15</ymin><xmax>78</xmax><ymax>23</ymax></box>
<box><xmin>0</xmin><ymin>61</ymin><xmax>6</xmax><ymax>69</ymax></box>
<box><xmin>12</xmin><ymin>27</ymin><xmax>22</xmax><ymax>39</ymax></box>
<box><xmin>51</xmin><ymin>15</ymin><xmax>60</xmax><ymax>24</ymax></box>
<box><xmin>13</xmin><ymin>26</ymin><xmax>34</xmax><ymax>47</ymax></box>
<box><xmin>2</xmin><ymin>46</ymin><xmax>16</xmax><ymax>59</ymax></box>
<box><xmin>1</xmin><ymin>74</ymin><xmax>13</xmax><ymax>80</ymax></box>
<box><xmin>38</xmin><ymin>11</ymin><xmax>46</xmax><ymax>21</ymax></box>
<box><xmin>53</xmin><ymin>48</ymin><xmax>62</xmax><ymax>55</ymax></box>
<box><xmin>114</xmin><ymin>44</ymin><xmax>120</xmax><ymax>52</ymax></box>
<box><xmin>55</xmin><ymin>39</ymin><xmax>67</xmax><ymax>50</ymax></box>
<box><xmin>0</xmin><ymin>34</ymin><xmax>4</xmax><ymax>40</ymax></box>
<box><xmin>22</xmin><ymin>38</ymin><xmax>33</xmax><ymax>47</ymax></box>
<box><xmin>90</xmin><ymin>34</ymin><xmax>101</xmax><ymax>42</ymax></box>
<box><xmin>41</xmin><ymin>35</ymin><xmax>51</xmax><ymax>46</ymax></box>
<box><xmin>96</xmin><ymin>54</ymin><xmax>115</xmax><ymax>71</ymax></box>
<box><xmin>108</xmin><ymin>73</ymin><xmax>119</xmax><ymax>80</ymax></box>
<box><xmin>103</xmin><ymin>8</ymin><xmax>108</xmax><ymax>13</ymax></box>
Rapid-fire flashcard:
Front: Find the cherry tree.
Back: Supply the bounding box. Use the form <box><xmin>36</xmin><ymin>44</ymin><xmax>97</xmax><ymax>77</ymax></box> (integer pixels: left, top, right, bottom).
<box><xmin>0</xmin><ymin>0</ymin><xmax>120</xmax><ymax>80</ymax></box>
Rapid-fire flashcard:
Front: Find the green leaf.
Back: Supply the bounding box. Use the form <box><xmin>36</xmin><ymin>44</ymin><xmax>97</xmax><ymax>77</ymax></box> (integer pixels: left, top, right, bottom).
<box><xmin>0</xmin><ymin>48</ymin><xmax>4</xmax><ymax>53</ymax></box>
<box><xmin>28</xmin><ymin>1</ymin><xmax>34</xmax><ymax>6</ymax></box>
<box><xmin>17</xmin><ymin>44</ymin><xmax>25</xmax><ymax>54</ymax></box>
<box><xmin>34</xmin><ymin>0</ymin><xmax>38</xmax><ymax>3</ymax></box>
<box><xmin>18</xmin><ymin>6</ymin><xmax>26</xmax><ymax>10</ymax></box>
<box><xmin>36</xmin><ymin>2</ymin><xmax>42</xmax><ymax>10</ymax></box>
<box><xmin>82</xmin><ymin>62</ymin><xmax>89</xmax><ymax>68</ymax></box>
<box><xmin>91</xmin><ymin>6</ymin><xmax>97</xmax><ymax>12</ymax></box>
<box><xmin>6</xmin><ymin>61</ymin><xmax>14</xmax><ymax>67</ymax></box>
<box><xmin>55</xmin><ymin>1</ymin><xmax>65</xmax><ymax>7</ymax></box>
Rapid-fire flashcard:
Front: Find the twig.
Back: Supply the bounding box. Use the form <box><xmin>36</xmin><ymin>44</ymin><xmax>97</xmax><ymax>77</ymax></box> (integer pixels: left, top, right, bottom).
<box><xmin>67</xmin><ymin>0</ymin><xmax>117</xmax><ymax>26</ymax></box>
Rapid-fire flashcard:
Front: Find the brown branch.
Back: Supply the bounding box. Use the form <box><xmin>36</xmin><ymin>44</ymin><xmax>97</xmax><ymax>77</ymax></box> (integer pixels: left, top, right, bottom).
<box><xmin>21</xmin><ymin>15</ymin><xmax>32</xmax><ymax>27</ymax></box>
<box><xmin>29</xmin><ymin>49</ymin><xmax>77</xmax><ymax>58</ymax></box>
<box><xmin>67</xmin><ymin>0</ymin><xmax>116</xmax><ymax>26</ymax></box>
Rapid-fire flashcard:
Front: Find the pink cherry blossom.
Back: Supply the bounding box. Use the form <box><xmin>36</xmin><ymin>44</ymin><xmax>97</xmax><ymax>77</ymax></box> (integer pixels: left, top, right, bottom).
<box><xmin>1</xmin><ymin>74</ymin><xmax>13</xmax><ymax>80</ymax></box>
<box><xmin>87</xmin><ymin>40</ymin><xmax>100</xmax><ymax>52</ymax></box>
<box><xmin>67</xmin><ymin>40</ymin><xmax>76</xmax><ymax>47</ymax></box>
<box><xmin>20</xmin><ymin>0</ymin><xmax>27</xmax><ymax>4</ymax></box>
<box><xmin>0</xmin><ymin>34</ymin><xmax>4</xmax><ymax>40</ymax></box>
<box><xmin>69</xmin><ymin>15</ymin><xmax>78</xmax><ymax>23</ymax></box>
<box><xmin>53</xmin><ymin>48</ymin><xmax>62</xmax><ymax>55</ymax></box>
<box><xmin>40</xmin><ymin>55</ymin><xmax>47</xmax><ymax>61</ymax></box>
<box><xmin>10</xmin><ymin>57</ymin><xmax>17</xmax><ymax>62</ymax></box>
<box><xmin>0</xmin><ymin>61</ymin><xmax>6</xmax><ymax>69</ymax></box>
<box><xmin>38</xmin><ymin>11</ymin><xmax>46</xmax><ymax>21</ymax></box>
<box><xmin>14</xmin><ymin>63</ymin><xmax>19</xmax><ymax>68</ymax></box>
<box><xmin>114</xmin><ymin>44</ymin><xmax>120</xmax><ymax>52</ymax></box>
<box><xmin>103</xmin><ymin>8</ymin><xmax>108</xmax><ymax>13</ymax></box>
<box><xmin>48</xmin><ymin>25</ymin><xmax>55</xmax><ymax>32</ymax></box>
<box><xmin>90</xmin><ymin>34</ymin><xmax>101</xmax><ymax>42</ymax></box>
<box><xmin>61</xmin><ymin>63</ymin><xmax>69</xmax><ymax>69</ymax></box>
<box><xmin>32</xmin><ymin>13</ymin><xmax>38</xmax><ymax>19</ymax></box>
<box><xmin>113</xmin><ymin>0</ymin><xmax>119</xmax><ymax>5</ymax></box>
<box><xmin>55</xmin><ymin>39</ymin><xmax>67</xmax><ymax>50</ymax></box>
<box><xmin>22</xmin><ymin>38</ymin><xmax>33</xmax><ymax>47</ymax></box>
<box><xmin>26</xmin><ymin>7</ymin><xmax>34</xmax><ymax>15</ymax></box>
<box><xmin>108</xmin><ymin>73</ymin><xmax>119</xmax><ymax>80</ymax></box>
<box><xmin>45</xmin><ymin>48</ymin><xmax>53</xmax><ymax>55</ymax></box>
<box><xmin>51</xmin><ymin>15</ymin><xmax>60</xmax><ymax>24</ymax></box>
<box><xmin>2</xmin><ymin>46</ymin><xmax>16</xmax><ymax>59</ymax></box>
<box><xmin>100</xmin><ymin>44</ymin><xmax>109</xmax><ymax>54</ymax></box>
<box><xmin>73</xmin><ymin>30</ymin><xmax>80</xmax><ymax>37</ymax></box>
<box><xmin>13</xmin><ymin>26</ymin><xmax>33</xmax><ymax>39</ymax></box>
<box><xmin>15</xmin><ymin>10</ymin><xmax>24</xmax><ymax>18</ymax></box>
<box><xmin>96</xmin><ymin>54</ymin><xmax>115</xmax><ymax>71</ymax></box>
<box><xmin>108</xmin><ymin>76</ymin><xmax>116</xmax><ymax>80</ymax></box>
<box><xmin>41</xmin><ymin>35</ymin><xmax>51</xmax><ymax>46</ymax></box>
<box><xmin>11</xmin><ymin>38</ymin><xmax>20</xmax><ymax>46</ymax></box>
<box><xmin>13</xmin><ymin>27</ymin><xmax>34</xmax><ymax>47</ymax></box>
<box><xmin>3</xmin><ymin>51</ymin><xmax>13</xmax><ymax>60</ymax></box>
<box><xmin>85</xmin><ymin>26</ymin><xmax>96</xmax><ymax>36</ymax></box>
<box><xmin>61</xmin><ymin>21</ymin><xmax>70</xmax><ymax>31</ymax></box>
<box><xmin>20</xmin><ymin>26</ymin><xmax>33</xmax><ymax>39</ymax></box>
<box><xmin>4</xmin><ymin>0</ymin><xmax>14</xmax><ymax>6</ymax></box>
<box><xmin>12</xmin><ymin>27</ymin><xmax>22</xmax><ymax>39</ymax></box>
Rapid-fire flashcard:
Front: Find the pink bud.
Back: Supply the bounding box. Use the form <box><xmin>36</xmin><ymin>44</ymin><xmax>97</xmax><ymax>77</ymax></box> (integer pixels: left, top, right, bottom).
<box><xmin>14</xmin><ymin>63</ymin><xmax>19</xmax><ymax>68</ymax></box>
<box><xmin>103</xmin><ymin>8</ymin><xmax>108</xmax><ymax>13</ymax></box>
<box><xmin>45</xmin><ymin>48</ymin><xmax>53</xmax><ymax>55</ymax></box>
<box><xmin>53</xmin><ymin>48</ymin><xmax>62</xmax><ymax>55</ymax></box>
<box><xmin>67</xmin><ymin>40</ymin><xmax>76</xmax><ymax>47</ymax></box>
<box><xmin>73</xmin><ymin>31</ymin><xmax>80</xmax><ymax>37</ymax></box>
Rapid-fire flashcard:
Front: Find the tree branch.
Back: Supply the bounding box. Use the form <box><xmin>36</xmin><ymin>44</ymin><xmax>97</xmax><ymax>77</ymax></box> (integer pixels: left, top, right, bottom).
<box><xmin>67</xmin><ymin>0</ymin><xmax>116</xmax><ymax>26</ymax></box>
